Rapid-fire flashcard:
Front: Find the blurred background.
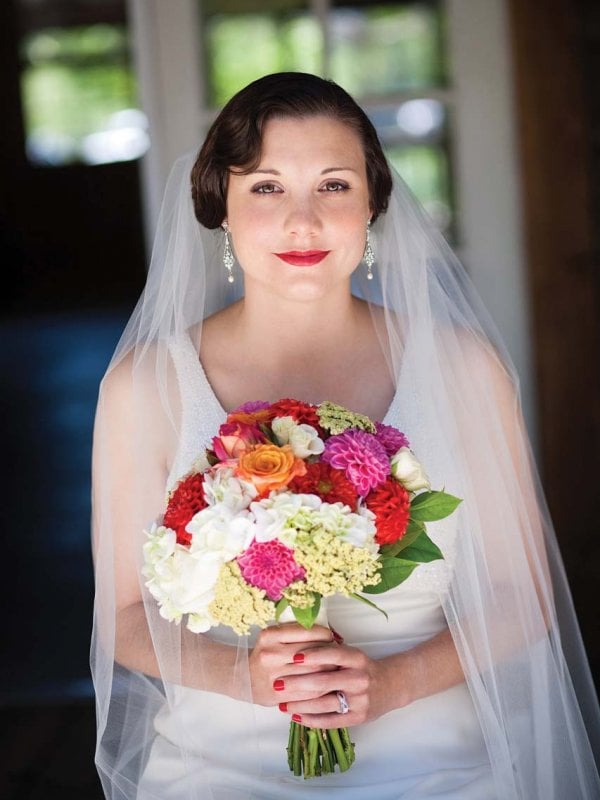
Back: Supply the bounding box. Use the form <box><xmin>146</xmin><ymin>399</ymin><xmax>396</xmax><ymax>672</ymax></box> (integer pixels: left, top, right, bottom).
<box><xmin>0</xmin><ymin>0</ymin><xmax>598</xmax><ymax>796</ymax></box>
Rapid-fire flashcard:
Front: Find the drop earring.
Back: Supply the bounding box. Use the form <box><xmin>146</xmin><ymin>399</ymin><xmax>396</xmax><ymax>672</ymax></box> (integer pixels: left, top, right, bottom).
<box><xmin>364</xmin><ymin>220</ymin><xmax>375</xmax><ymax>280</ymax></box>
<box><xmin>222</xmin><ymin>222</ymin><xmax>235</xmax><ymax>284</ymax></box>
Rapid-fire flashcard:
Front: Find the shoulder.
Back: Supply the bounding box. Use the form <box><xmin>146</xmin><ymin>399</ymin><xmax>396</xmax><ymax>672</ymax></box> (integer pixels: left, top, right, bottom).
<box><xmin>97</xmin><ymin>343</ymin><xmax>180</xmax><ymax>440</ymax></box>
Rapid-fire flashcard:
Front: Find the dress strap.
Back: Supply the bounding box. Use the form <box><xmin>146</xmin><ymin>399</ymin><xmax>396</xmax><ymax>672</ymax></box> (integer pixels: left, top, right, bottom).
<box><xmin>166</xmin><ymin>334</ymin><xmax>225</xmax><ymax>490</ymax></box>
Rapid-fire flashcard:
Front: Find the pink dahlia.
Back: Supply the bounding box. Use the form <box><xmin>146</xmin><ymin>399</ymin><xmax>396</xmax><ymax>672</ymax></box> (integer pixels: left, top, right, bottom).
<box><xmin>237</xmin><ymin>539</ymin><xmax>306</xmax><ymax>601</ymax></box>
<box><xmin>323</xmin><ymin>430</ymin><xmax>390</xmax><ymax>497</ymax></box>
<box><xmin>374</xmin><ymin>422</ymin><xmax>410</xmax><ymax>456</ymax></box>
<box><xmin>232</xmin><ymin>400</ymin><xmax>271</xmax><ymax>414</ymax></box>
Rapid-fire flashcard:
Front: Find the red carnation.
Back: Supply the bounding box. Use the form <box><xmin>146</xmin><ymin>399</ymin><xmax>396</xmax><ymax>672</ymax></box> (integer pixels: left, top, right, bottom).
<box><xmin>364</xmin><ymin>478</ymin><xmax>411</xmax><ymax>545</ymax></box>
<box><xmin>289</xmin><ymin>462</ymin><xmax>359</xmax><ymax>509</ymax></box>
<box><xmin>164</xmin><ymin>472</ymin><xmax>207</xmax><ymax>546</ymax></box>
<box><xmin>270</xmin><ymin>398</ymin><xmax>323</xmax><ymax>434</ymax></box>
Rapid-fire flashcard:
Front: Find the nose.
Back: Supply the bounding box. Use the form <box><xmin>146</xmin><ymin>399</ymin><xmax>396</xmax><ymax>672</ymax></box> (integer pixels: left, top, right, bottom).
<box><xmin>284</xmin><ymin>195</ymin><xmax>322</xmax><ymax>238</ymax></box>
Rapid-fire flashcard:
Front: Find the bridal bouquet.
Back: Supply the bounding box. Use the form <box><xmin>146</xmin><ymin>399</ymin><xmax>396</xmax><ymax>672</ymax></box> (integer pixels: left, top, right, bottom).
<box><xmin>142</xmin><ymin>398</ymin><xmax>461</xmax><ymax>778</ymax></box>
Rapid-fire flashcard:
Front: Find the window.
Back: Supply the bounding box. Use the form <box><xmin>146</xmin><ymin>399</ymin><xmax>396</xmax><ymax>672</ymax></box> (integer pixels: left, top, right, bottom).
<box><xmin>201</xmin><ymin>0</ymin><xmax>453</xmax><ymax>234</ymax></box>
<box><xmin>20</xmin><ymin>21</ymin><xmax>148</xmax><ymax>166</ymax></box>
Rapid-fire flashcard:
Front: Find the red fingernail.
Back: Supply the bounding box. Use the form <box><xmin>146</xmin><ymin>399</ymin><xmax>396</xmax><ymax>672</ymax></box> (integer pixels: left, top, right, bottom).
<box><xmin>293</xmin><ymin>652</ymin><xmax>305</xmax><ymax>664</ymax></box>
<box><xmin>273</xmin><ymin>679</ymin><xmax>285</xmax><ymax>691</ymax></box>
<box><xmin>278</xmin><ymin>702</ymin><xmax>288</xmax><ymax>712</ymax></box>
<box><xmin>292</xmin><ymin>714</ymin><xmax>302</xmax><ymax>723</ymax></box>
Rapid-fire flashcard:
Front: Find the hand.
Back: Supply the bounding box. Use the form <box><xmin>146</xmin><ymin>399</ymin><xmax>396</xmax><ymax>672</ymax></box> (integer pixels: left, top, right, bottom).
<box><xmin>273</xmin><ymin>643</ymin><xmax>413</xmax><ymax>729</ymax></box>
<box><xmin>249</xmin><ymin>622</ymin><xmax>337</xmax><ymax>707</ymax></box>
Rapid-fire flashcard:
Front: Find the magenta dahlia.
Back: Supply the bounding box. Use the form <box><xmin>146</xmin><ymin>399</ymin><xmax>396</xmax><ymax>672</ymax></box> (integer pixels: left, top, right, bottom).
<box><xmin>232</xmin><ymin>400</ymin><xmax>272</xmax><ymax>414</ymax></box>
<box><xmin>237</xmin><ymin>539</ymin><xmax>306</xmax><ymax>601</ymax></box>
<box><xmin>374</xmin><ymin>422</ymin><xmax>410</xmax><ymax>456</ymax></box>
<box><xmin>322</xmin><ymin>429</ymin><xmax>390</xmax><ymax>496</ymax></box>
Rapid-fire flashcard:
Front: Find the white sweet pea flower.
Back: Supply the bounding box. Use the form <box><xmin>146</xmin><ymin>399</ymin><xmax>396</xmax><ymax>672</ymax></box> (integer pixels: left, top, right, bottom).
<box><xmin>202</xmin><ymin>466</ymin><xmax>258</xmax><ymax>512</ymax></box>
<box><xmin>391</xmin><ymin>447</ymin><xmax>431</xmax><ymax>491</ymax></box>
<box><xmin>251</xmin><ymin>492</ymin><xmax>322</xmax><ymax>546</ymax></box>
<box><xmin>271</xmin><ymin>415</ymin><xmax>296</xmax><ymax>445</ymax></box>
<box><xmin>288</xmin><ymin>423</ymin><xmax>325</xmax><ymax>458</ymax></box>
<box><xmin>142</xmin><ymin>523</ymin><xmax>177</xmax><ymax>568</ymax></box>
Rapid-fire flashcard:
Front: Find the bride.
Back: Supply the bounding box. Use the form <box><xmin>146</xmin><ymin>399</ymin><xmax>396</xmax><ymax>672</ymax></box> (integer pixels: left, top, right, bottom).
<box><xmin>91</xmin><ymin>73</ymin><xmax>600</xmax><ymax>799</ymax></box>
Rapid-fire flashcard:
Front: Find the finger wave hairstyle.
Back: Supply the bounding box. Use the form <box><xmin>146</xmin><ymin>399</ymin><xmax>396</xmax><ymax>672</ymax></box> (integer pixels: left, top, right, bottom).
<box><xmin>191</xmin><ymin>72</ymin><xmax>393</xmax><ymax>229</ymax></box>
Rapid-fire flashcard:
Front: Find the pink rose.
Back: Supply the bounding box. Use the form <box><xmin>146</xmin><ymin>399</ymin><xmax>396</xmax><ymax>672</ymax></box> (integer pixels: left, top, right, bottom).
<box><xmin>212</xmin><ymin>422</ymin><xmax>266</xmax><ymax>461</ymax></box>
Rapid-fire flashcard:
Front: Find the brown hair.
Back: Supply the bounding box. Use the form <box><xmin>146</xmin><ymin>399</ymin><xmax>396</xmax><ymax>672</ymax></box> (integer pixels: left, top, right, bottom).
<box><xmin>191</xmin><ymin>72</ymin><xmax>393</xmax><ymax>229</ymax></box>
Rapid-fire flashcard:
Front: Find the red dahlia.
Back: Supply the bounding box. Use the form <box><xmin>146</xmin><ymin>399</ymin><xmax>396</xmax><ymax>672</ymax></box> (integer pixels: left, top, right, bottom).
<box><xmin>364</xmin><ymin>478</ymin><xmax>411</xmax><ymax>545</ymax></box>
<box><xmin>164</xmin><ymin>472</ymin><xmax>207</xmax><ymax>546</ymax></box>
<box><xmin>288</xmin><ymin>462</ymin><xmax>359</xmax><ymax>509</ymax></box>
<box><xmin>269</xmin><ymin>398</ymin><xmax>323</xmax><ymax>433</ymax></box>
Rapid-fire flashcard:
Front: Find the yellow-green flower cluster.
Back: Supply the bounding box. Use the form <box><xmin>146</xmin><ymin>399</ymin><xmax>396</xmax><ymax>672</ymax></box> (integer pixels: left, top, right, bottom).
<box><xmin>209</xmin><ymin>561</ymin><xmax>275</xmax><ymax>635</ymax></box>
<box><xmin>293</xmin><ymin>527</ymin><xmax>381</xmax><ymax>596</ymax></box>
<box><xmin>282</xmin><ymin>580</ymin><xmax>315</xmax><ymax>609</ymax></box>
<box><xmin>316</xmin><ymin>401</ymin><xmax>376</xmax><ymax>435</ymax></box>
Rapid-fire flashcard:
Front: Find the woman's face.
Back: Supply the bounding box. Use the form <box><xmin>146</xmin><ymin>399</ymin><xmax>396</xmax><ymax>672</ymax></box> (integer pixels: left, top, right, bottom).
<box><xmin>225</xmin><ymin>115</ymin><xmax>372</xmax><ymax>302</ymax></box>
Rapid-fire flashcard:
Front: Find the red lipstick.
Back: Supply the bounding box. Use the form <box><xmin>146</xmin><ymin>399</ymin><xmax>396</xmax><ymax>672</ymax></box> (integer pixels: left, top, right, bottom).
<box><xmin>274</xmin><ymin>250</ymin><xmax>330</xmax><ymax>266</ymax></box>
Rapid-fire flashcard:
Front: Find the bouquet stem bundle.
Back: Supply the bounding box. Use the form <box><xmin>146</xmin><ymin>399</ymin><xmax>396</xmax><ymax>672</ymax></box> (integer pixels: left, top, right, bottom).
<box><xmin>288</xmin><ymin>722</ymin><xmax>354</xmax><ymax>778</ymax></box>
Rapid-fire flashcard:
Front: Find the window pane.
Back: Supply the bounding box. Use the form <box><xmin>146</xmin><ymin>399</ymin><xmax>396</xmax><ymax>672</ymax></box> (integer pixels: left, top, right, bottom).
<box><xmin>205</xmin><ymin>11</ymin><xmax>322</xmax><ymax>107</ymax></box>
<box><xmin>386</xmin><ymin>143</ymin><xmax>452</xmax><ymax>233</ymax></box>
<box><xmin>330</xmin><ymin>3</ymin><xmax>445</xmax><ymax>96</ymax></box>
<box><xmin>20</xmin><ymin>25</ymin><xmax>148</xmax><ymax>166</ymax></box>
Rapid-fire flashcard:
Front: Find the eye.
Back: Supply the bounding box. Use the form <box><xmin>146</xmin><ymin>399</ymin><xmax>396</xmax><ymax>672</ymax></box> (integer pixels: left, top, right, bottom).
<box><xmin>320</xmin><ymin>180</ymin><xmax>349</xmax><ymax>193</ymax></box>
<box><xmin>251</xmin><ymin>182</ymin><xmax>282</xmax><ymax>194</ymax></box>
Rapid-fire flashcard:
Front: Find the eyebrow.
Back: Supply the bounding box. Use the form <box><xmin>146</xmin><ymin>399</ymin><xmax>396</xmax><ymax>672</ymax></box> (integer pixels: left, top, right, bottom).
<box><xmin>248</xmin><ymin>167</ymin><xmax>358</xmax><ymax>176</ymax></box>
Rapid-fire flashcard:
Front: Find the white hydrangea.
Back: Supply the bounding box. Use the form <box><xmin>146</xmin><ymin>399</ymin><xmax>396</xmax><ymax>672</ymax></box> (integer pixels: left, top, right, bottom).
<box><xmin>272</xmin><ymin>416</ymin><xmax>324</xmax><ymax>458</ymax></box>
<box><xmin>202</xmin><ymin>466</ymin><xmax>258</xmax><ymax>512</ymax></box>
<box><xmin>186</xmin><ymin>503</ymin><xmax>254</xmax><ymax>560</ymax></box>
<box><xmin>251</xmin><ymin>492</ymin><xmax>322</xmax><ymax>546</ymax></box>
<box><xmin>314</xmin><ymin>502</ymin><xmax>378</xmax><ymax>552</ymax></box>
<box><xmin>142</xmin><ymin>523</ymin><xmax>222</xmax><ymax>631</ymax></box>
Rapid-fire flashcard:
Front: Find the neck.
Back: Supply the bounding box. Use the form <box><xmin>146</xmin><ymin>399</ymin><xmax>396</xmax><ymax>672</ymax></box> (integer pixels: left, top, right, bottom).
<box><xmin>230</xmin><ymin>279</ymin><xmax>365</xmax><ymax>368</ymax></box>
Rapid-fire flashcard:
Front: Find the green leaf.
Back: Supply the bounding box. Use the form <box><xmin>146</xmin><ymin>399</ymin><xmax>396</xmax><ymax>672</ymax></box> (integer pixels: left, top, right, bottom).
<box><xmin>292</xmin><ymin>594</ymin><xmax>320</xmax><ymax>629</ymax></box>
<box><xmin>400</xmin><ymin>530</ymin><xmax>444</xmax><ymax>563</ymax></box>
<box><xmin>362</xmin><ymin>557</ymin><xmax>418</xmax><ymax>594</ymax></box>
<box><xmin>350</xmin><ymin>593</ymin><xmax>388</xmax><ymax>620</ymax></box>
<box><xmin>275</xmin><ymin>598</ymin><xmax>289</xmax><ymax>621</ymax></box>
<box><xmin>380</xmin><ymin>519</ymin><xmax>425</xmax><ymax>557</ymax></box>
<box><xmin>409</xmin><ymin>490</ymin><xmax>462</xmax><ymax>522</ymax></box>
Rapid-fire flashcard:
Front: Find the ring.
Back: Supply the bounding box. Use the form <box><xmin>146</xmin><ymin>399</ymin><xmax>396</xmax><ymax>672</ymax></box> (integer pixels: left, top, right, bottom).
<box><xmin>335</xmin><ymin>690</ymin><xmax>350</xmax><ymax>715</ymax></box>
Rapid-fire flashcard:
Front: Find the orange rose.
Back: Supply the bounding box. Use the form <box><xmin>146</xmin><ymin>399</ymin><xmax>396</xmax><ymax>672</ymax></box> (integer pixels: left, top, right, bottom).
<box><xmin>236</xmin><ymin>444</ymin><xmax>306</xmax><ymax>496</ymax></box>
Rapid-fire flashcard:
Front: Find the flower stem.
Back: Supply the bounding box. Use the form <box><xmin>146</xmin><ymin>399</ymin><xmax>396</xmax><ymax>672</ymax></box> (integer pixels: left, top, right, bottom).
<box><xmin>286</xmin><ymin>722</ymin><xmax>355</xmax><ymax>777</ymax></box>
<box><xmin>327</xmin><ymin>728</ymin><xmax>351</xmax><ymax>772</ymax></box>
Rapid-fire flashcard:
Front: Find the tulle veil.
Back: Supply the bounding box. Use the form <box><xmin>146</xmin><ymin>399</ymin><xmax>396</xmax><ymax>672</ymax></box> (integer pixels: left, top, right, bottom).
<box><xmin>90</xmin><ymin>149</ymin><xmax>600</xmax><ymax>798</ymax></box>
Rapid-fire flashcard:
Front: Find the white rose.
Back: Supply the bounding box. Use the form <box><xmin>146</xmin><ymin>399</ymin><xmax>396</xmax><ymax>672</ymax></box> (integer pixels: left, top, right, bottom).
<box><xmin>288</xmin><ymin>423</ymin><xmax>325</xmax><ymax>458</ymax></box>
<box><xmin>390</xmin><ymin>447</ymin><xmax>431</xmax><ymax>491</ymax></box>
<box><xmin>271</xmin><ymin>415</ymin><xmax>297</xmax><ymax>445</ymax></box>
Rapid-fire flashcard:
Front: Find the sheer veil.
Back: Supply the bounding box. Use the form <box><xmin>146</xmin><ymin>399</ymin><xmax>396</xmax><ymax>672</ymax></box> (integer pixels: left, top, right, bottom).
<box><xmin>91</xmin><ymin>151</ymin><xmax>600</xmax><ymax>799</ymax></box>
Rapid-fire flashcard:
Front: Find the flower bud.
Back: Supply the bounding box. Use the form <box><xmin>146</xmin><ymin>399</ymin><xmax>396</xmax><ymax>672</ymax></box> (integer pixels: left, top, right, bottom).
<box><xmin>390</xmin><ymin>447</ymin><xmax>431</xmax><ymax>491</ymax></box>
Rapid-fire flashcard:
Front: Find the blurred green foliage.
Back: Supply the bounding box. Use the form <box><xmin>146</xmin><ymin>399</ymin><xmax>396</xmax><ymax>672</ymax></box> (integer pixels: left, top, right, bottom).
<box><xmin>20</xmin><ymin>24</ymin><xmax>136</xmax><ymax>151</ymax></box>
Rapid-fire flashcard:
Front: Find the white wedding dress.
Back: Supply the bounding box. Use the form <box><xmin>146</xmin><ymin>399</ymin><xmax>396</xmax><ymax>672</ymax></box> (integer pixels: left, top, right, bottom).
<box><xmin>136</xmin><ymin>334</ymin><xmax>496</xmax><ymax>799</ymax></box>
